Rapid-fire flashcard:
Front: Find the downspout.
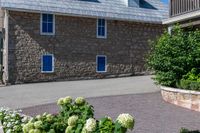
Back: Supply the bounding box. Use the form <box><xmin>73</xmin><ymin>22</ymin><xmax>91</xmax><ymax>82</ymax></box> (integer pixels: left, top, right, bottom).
<box><xmin>3</xmin><ymin>9</ymin><xmax>9</xmax><ymax>84</ymax></box>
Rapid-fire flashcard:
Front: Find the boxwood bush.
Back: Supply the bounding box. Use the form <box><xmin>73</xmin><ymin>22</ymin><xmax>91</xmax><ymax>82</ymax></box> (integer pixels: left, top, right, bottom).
<box><xmin>147</xmin><ymin>25</ymin><xmax>200</xmax><ymax>89</ymax></box>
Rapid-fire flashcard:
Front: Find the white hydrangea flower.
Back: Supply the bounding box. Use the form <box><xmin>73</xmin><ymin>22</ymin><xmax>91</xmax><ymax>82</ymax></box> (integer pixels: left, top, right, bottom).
<box><xmin>15</xmin><ymin>121</ymin><xmax>19</xmax><ymax>125</ymax></box>
<box><xmin>57</xmin><ymin>98</ymin><xmax>64</xmax><ymax>105</ymax></box>
<box><xmin>4</xmin><ymin>116</ymin><xmax>9</xmax><ymax>120</ymax></box>
<box><xmin>6</xmin><ymin>122</ymin><xmax>12</xmax><ymax>128</ymax></box>
<box><xmin>75</xmin><ymin>97</ymin><xmax>86</xmax><ymax>105</ymax></box>
<box><xmin>81</xmin><ymin>127</ymin><xmax>87</xmax><ymax>133</ymax></box>
<box><xmin>23</xmin><ymin>122</ymin><xmax>34</xmax><ymax>133</ymax></box>
<box><xmin>3</xmin><ymin>122</ymin><xmax>7</xmax><ymax>126</ymax></box>
<box><xmin>11</xmin><ymin>113</ymin><xmax>16</xmax><ymax>117</ymax></box>
<box><xmin>13</xmin><ymin>126</ymin><xmax>18</xmax><ymax>130</ymax></box>
<box><xmin>67</xmin><ymin>115</ymin><xmax>78</xmax><ymax>126</ymax></box>
<box><xmin>36</xmin><ymin>115</ymin><xmax>41</xmax><ymax>120</ymax></box>
<box><xmin>63</xmin><ymin>96</ymin><xmax>72</xmax><ymax>104</ymax></box>
<box><xmin>43</xmin><ymin>112</ymin><xmax>48</xmax><ymax>116</ymax></box>
<box><xmin>34</xmin><ymin>121</ymin><xmax>43</xmax><ymax>129</ymax></box>
<box><xmin>6</xmin><ymin>129</ymin><xmax>11</xmax><ymax>133</ymax></box>
<box><xmin>65</xmin><ymin>126</ymin><xmax>73</xmax><ymax>133</ymax></box>
<box><xmin>17</xmin><ymin>110</ymin><xmax>22</xmax><ymax>113</ymax></box>
<box><xmin>116</xmin><ymin>113</ymin><xmax>135</xmax><ymax>130</ymax></box>
<box><xmin>22</xmin><ymin>116</ymin><xmax>29</xmax><ymax>123</ymax></box>
<box><xmin>85</xmin><ymin>118</ymin><xmax>96</xmax><ymax>132</ymax></box>
<box><xmin>46</xmin><ymin>114</ymin><xmax>53</xmax><ymax>122</ymax></box>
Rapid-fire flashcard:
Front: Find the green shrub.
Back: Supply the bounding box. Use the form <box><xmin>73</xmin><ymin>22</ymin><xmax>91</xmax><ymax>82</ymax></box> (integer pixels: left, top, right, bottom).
<box><xmin>146</xmin><ymin>26</ymin><xmax>200</xmax><ymax>87</ymax></box>
<box><xmin>98</xmin><ymin>117</ymin><xmax>114</xmax><ymax>133</ymax></box>
<box><xmin>1</xmin><ymin>97</ymin><xmax>135</xmax><ymax>133</ymax></box>
<box><xmin>177</xmin><ymin>68</ymin><xmax>200</xmax><ymax>91</ymax></box>
<box><xmin>180</xmin><ymin>128</ymin><xmax>200</xmax><ymax>133</ymax></box>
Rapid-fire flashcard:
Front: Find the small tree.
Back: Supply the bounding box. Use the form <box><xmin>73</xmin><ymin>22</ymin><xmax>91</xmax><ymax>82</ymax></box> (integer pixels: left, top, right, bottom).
<box><xmin>146</xmin><ymin>26</ymin><xmax>200</xmax><ymax>87</ymax></box>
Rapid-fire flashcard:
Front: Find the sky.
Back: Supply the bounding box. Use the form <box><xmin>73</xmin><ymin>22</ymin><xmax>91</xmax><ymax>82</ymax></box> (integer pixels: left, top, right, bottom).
<box><xmin>161</xmin><ymin>0</ymin><xmax>168</xmax><ymax>4</ymax></box>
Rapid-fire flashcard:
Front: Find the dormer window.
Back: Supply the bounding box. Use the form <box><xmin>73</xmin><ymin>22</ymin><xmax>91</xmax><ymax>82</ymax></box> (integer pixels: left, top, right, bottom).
<box><xmin>128</xmin><ymin>0</ymin><xmax>139</xmax><ymax>7</ymax></box>
<box><xmin>121</xmin><ymin>0</ymin><xmax>156</xmax><ymax>9</ymax></box>
<box><xmin>120</xmin><ymin>0</ymin><xmax>139</xmax><ymax>7</ymax></box>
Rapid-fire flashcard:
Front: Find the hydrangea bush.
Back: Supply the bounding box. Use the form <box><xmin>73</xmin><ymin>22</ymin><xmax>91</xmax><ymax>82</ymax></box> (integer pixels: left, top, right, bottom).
<box><xmin>0</xmin><ymin>97</ymin><xmax>135</xmax><ymax>133</ymax></box>
<box><xmin>0</xmin><ymin>107</ymin><xmax>31</xmax><ymax>133</ymax></box>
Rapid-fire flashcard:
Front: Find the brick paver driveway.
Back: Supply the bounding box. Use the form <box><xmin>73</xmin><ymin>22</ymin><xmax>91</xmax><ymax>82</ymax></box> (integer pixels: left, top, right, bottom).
<box><xmin>22</xmin><ymin>92</ymin><xmax>200</xmax><ymax>133</ymax></box>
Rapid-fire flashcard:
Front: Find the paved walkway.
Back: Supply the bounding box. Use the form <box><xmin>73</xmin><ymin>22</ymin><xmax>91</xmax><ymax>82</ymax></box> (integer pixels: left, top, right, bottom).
<box><xmin>22</xmin><ymin>92</ymin><xmax>200</xmax><ymax>133</ymax></box>
<box><xmin>0</xmin><ymin>76</ymin><xmax>159</xmax><ymax>109</ymax></box>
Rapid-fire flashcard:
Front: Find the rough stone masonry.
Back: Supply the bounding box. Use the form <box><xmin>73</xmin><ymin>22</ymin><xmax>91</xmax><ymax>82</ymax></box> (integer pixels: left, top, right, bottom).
<box><xmin>6</xmin><ymin>11</ymin><xmax>164</xmax><ymax>84</ymax></box>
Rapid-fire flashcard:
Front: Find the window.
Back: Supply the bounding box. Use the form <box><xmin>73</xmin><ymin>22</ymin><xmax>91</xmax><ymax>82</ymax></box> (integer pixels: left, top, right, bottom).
<box><xmin>40</xmin><ymin>14</ymin><xmax>55</xmax><ymax>35</ymax></box>
<box><xmin>97</xmin><ymin>19</ymin><xmax>107</xmax><ymax>38</ymax></box>
<box><xmin>96</xmin><ymin>55</ymin><xmax>107</xmax><ymax>72</ymax></box>
<box><xmin>41</xmin><ymin>54</ymin><xmax>54</xmax><ymax>73</ymax></box>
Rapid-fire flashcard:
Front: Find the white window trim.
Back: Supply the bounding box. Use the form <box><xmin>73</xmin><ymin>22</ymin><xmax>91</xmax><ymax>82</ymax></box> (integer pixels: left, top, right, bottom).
<box><xmin>96</xmin><ymin>55</ymin><xmax>107</xmax><ymax>73</ymax></box>
<box><xmin>41</xmin><ymin>54</ymin><xmax>55</xmax><ymax>73</ymax></box>
<box><xmin>96</xmin><ymin>19</ymin><xmax>107</xmax><ymax>39</ymax></box>
<box><xmin>40</xmin><ymin>13</ymin><xmax>55</xmax><ymax>35</ymax></box>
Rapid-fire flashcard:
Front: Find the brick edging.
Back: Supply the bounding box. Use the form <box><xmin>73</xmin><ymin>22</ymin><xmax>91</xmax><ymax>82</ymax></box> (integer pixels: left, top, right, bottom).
<box><xmin>160</xmin><ymin>86</ymin><xmax>200</xmax><ymax>112</ymax></box>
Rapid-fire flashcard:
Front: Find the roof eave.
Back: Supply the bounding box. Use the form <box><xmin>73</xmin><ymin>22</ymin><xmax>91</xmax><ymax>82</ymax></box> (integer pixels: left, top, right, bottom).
<box><xmin>163</xmin><ymin>10</ymin><xmax>200</xmax><ymax>25</ymax></box>
<box><xmin>3</xmin><ymin>7</ymin><xmax>163</xmax><ymax>24</ymax></box>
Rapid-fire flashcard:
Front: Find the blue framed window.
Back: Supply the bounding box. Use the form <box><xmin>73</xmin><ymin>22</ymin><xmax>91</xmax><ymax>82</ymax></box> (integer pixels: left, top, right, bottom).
<box><xmin>41</xmin><ymin>54</ymin><xmax>54</xmax><ymax>73</ymax></box>
<box><xmin>96</xmin><ymin>55</ymin><xmax>107</xmax><ymax>72</ymax></box>
<box><xmin>41</xmin><ymin>14</ymin><xmax>55</xmax><ymax>35</ymax></box>
<box><xmin>97</xmin><ymin>19</ymin><xmax>107</xmax><ymax>38</ymax></box>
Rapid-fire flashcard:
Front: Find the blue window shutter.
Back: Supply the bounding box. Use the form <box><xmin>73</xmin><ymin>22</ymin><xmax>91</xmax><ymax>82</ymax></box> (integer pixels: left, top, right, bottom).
<box><xmin>97</xmin><ymin>56</ymin><xmax>106</xmax><ymax>72</ymax></box>
<box><xmin>42</xmin><ymin>55</ymin><xmax>53</xmax><ymax>72</ymax></box>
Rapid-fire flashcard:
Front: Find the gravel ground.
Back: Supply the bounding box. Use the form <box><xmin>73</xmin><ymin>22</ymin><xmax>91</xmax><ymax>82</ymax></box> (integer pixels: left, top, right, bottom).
<box><xmin>22</xmin><ymin>92</ymin><xmax>200</xmax><ymax>133</ymax></box>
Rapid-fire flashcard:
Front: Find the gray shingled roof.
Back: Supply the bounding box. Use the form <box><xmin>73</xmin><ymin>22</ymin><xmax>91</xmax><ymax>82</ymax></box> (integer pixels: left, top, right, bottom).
<box><xmin>0</xmin><ymin>0</ymin><xmax>168</xmax><ymax>24</ymax></box>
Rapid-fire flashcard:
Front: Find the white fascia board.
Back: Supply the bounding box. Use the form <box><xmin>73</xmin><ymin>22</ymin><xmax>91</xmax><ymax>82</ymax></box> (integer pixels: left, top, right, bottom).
<box><xmin>163</xmin><ymin>10</ymin><xmax>200</xmax><ymax>25</ymax></box>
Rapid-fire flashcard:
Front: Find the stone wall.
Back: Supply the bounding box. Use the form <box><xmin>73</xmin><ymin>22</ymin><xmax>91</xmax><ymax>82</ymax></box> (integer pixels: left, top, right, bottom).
<box><xmin>8</xmin><ymin>11</ymin><xmax>164</xmax><ymax>84</ymax></box>
<box><xmin>161</xmin><ymin>86</ymin><xmax>200</xmax><ymax>112</ymax></box>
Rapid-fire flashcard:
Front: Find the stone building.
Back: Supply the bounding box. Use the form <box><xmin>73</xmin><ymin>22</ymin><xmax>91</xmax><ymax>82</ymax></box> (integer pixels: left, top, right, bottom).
<box><xmin>0</xmin><ymin>0</ymin><xmax>168</xmax><ymax>84</ymax></box>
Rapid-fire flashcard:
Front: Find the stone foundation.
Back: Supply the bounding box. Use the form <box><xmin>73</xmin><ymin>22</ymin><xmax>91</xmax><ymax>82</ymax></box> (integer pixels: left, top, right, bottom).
<box><xmin>161</xmin><ymin>86</ymin><xmax>200</xmax><ymax>112</ymax></box>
